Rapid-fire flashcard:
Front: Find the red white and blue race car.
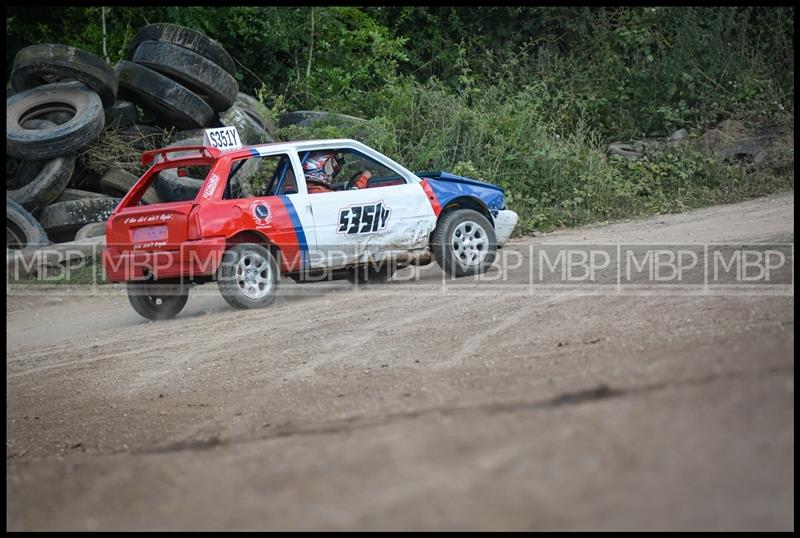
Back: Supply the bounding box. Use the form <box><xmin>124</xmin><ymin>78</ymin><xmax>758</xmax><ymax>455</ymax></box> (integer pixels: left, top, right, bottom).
<box><xmin>103</xmin><ymin>132</ymin><xmax>518</xmax><ymax>320</ymax></box>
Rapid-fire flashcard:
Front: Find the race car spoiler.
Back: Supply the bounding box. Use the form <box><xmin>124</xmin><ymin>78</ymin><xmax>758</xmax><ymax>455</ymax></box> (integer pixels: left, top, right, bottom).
<box><xmin>141</xmin><ymin>145</ymin><xmax>222</xmax><ymax>166</ymax></box>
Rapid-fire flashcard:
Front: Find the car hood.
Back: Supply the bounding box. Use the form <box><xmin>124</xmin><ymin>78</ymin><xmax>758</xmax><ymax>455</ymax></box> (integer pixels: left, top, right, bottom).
<box><xmin>415</xmin><ymin>171</ymin><xmax>504</xmax><ymax>193</ymax></box>
<box><xmin>415</xmin><ymin>171</ymin><xmax>506</xmax><ymax>212</ymax></box>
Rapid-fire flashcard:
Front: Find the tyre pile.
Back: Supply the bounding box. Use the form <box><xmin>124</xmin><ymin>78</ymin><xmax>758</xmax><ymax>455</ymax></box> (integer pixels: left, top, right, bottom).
<box><xmin>6</xmin><ymin>23</ymin><xmax>277</xmax><ymax>267</ymax></box>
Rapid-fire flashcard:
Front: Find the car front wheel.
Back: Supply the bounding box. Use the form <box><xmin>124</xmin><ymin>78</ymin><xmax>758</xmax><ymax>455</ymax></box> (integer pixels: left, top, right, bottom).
<box><xmin>431</xmin><ymin>209</ymin><xmax>497</xmax><ymax>278</ymax></box>
<box><xmin>217</xmin><ymin>243</ymin><xmax>280</xmax><ymax>309</ymax></box>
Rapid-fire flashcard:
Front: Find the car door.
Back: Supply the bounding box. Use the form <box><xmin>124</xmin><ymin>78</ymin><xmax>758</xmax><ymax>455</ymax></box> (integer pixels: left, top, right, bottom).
<box><xmin>195</xmin><ymin>149</ymin><xmax>317</xmax><ymax>274</ymax></box>
<box><xmin>303</xmin><ymin>148</ymin><xmax>436</xmax><ymax>269</ymax></box>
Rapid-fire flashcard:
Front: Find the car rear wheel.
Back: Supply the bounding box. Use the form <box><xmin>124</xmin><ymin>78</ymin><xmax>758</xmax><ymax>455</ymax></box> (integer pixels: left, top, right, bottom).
<box><xmin>217</xmin><ymin>243</ymin><xmax>280</xmax><ymax>309</ymax></box>
<box><xmin>431</xmin><ymin>209</ymin><xmax>497</xmax><ymax>277</ymax></box>
<box><xmin>127</xmin><ymin>281</ymin><xmax>189</xmax><ymax>320</ymax></box>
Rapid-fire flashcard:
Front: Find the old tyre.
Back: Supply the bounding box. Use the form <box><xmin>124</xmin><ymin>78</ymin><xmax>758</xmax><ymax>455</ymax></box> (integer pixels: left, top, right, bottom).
<box><xmin>55</xmin><ymin>188</ymin><xmax>112</xmax><ymax>203</ymax></box>
<box><xmin>278</xmin><ymin>110</ymin><xmax>367</xmax><ymax>129</ymax></box>
<box><xmin>127</xmin><ymin>280</ymin><xmax>189</xmax><ymax>320</ymax></box>
<box><xmin>128</xmin><ymin>23</ymin><xmax>236</xmax><ymax>77</ymax></box>
<box><xmin>38</xmin><ymin>198</ymin><xmax>120</xmax><ymax>243</ymax></box>
<box><xmin>217</xmin><ymin>243</ymin><xmax>279</xmax><ymax>309</ymax></box>
<box><xmin>74</xmin><ymin>221</ymin><xmax>107</xmax><ymax>240</ymax></box>
<box><xmin>105</xmin><ymin>100</ymin><xmax>138</xmax><ymax>128</ymax></box>
<box><xmin>235</xmin><ymin>93</ymin><xmax>277</xmax><ymax>137</ymax></box>
<box><xmin>7</xmin><ymin>199</ymin><xmax>49</xmax><ymax>251</ymax></box>
<box><xmin>11</xmin><ymin>44</ymin><xmax>118</xmax><ymax>107</ymax></box>
<box><xmin>11</xmin><ymin>159</ymin><xmax>43</xmax><ymax>189</ymax></box>
<box><xmin>153</xmin><ymin>136</ymin><xmax>205</xmax><ymax>201</ymax></box>
<box><xmin>217</xmin><ymin>105</ymin><xmax>272</xmax><ymax>144</ymax></box>
<box><xmin>41</xmin><ymin>111</ymin><xmax>74</xmax><ymax>125</ymax></box>
<box><xmin>8</xmin><ymin>118</ymin><xmax>75</xmax><ymax>212</ymax></box>
<box><xmin>7</xmin><ymin>82</ymin><xmax>105</xmax><ymax>160</ymax></box>
<box><xmin>431</xmin><ymin>209</ymin><xmax>497</xmax><ymax>278</ymax></box>
<box><xmin>718</xmin><ymin>143</ymin><xmax>766</xmax><ymax>167</ymax></box>
<box><xmin>8</xmin><ymin>155</ymin><xmax>75</xmax><ymax>214</ymax></box>
<box><xmin>100</xmin><ymin>168</ymin><xmax>162</xmax><ymax>205</ymax></box>
<box><xmin>607</xmin><ymin>142</ymin><xmax>644</xmax><ymax>160</ymax></box>
<box><xmin>68</xmin><ymin>161</ymin><xmax>104</xmax><ymax>192</ymax></box>
<box><xmin>132</xmin><ymin>40</ymin><xmax>237</xmax><ymax>112</ymax></box>
<box><xmin>116</xmin><ymin>60</ymin><xmax>214</xmax><ymax>129</ymax></box>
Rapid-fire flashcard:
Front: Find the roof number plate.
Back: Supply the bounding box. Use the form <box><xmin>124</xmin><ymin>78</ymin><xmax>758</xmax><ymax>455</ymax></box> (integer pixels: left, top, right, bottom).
<box><xmin>203</xmin><ymin>126</ymin><xmax>242</xmax><ymax>151</ymax></box>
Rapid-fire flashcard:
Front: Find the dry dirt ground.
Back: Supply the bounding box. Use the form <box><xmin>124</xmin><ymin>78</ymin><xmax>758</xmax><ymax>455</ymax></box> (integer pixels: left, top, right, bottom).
<box><xmin>6</xmin><ymin>192</ymin><xmax>794</xmax><ymax>531</ymax></box>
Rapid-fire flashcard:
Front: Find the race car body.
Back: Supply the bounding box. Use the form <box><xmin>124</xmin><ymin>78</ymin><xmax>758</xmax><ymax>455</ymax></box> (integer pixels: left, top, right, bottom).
<box><xmin>102</xmin><ymin>136</ymin><xmax>518</xmax><ymax>319</ymax></box>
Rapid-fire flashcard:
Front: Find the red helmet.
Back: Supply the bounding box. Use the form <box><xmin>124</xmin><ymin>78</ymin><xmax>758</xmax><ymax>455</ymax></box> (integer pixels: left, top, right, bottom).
<box><xmin>302</xmin><ymin>151</ymin><xmax>341</xmax><ymax>186</ymax></box>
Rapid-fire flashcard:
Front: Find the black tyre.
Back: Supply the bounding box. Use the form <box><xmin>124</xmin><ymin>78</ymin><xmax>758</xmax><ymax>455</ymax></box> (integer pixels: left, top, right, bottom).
<box><xmin>11</xmin><ymin>44</ymin><xmax>118</xmax><ymax>107</ymax></box>
<box><xmin>56</xmin><ymin>188</ymin><xmax>112</xmax><ymax>203</ymax></box>
<box><xmin>38</xmin><ymin>198</ymin><xmax>120</xmax><ymax>243</ymax></box>
<box><xmin>127</xmin><ymin>281</ymin><xmax>189</xmax><ymax>320</ymax></box>
<box><xmin>8</xmin><ymin>118</ymin><xmax>75</xmax><ymax>212</ymax></box>
<box><xmin>152</xmin><ymin>136</ymin><xmax>206</xmax><ymax>202</ymax></box>
<box><xmin>431</xmin><ymin>209</ymin><xmax>497</xmax><ymax>278</ymax></box>
<box><xmin>74</xmin><ymin>221</ymin><xmax>107</xmax><ymax>240</ymax></box>
<box><xmin>235</xmin><ymin>93</ymin><xmax>277</xmax><ymax>137</ymax></box>
<box><xmin>116</xmin><ymin>60</ymin><xmax>214</xmax><ymax>129</ymax></box>
<box><xmin>127</xmin><ymin>23</ymin><xmax>236</xmax><ymax>77</ymax></box>
<box><xmin>217</xmin><ymin>105</ymin><xmax>272</xmax><ymax>145</ymax></box>
<box><xmin>100</xmin><ymin>168</ymin><xmax>162</xmax><ymax>205</ymax></box>
<box><xmin>105</xmin><ymin>100</ymin><xmax>138</xmax><ymax>128</ymax></box>
<box><xmin>41</xmin><ymin>111</ymin><xmax>74</xmax><ymax>125</ymax></box>
<box><xmin>719</xmin><ymin>143</ymin><xmax>766</xmax><ymax>166</ymax></box>
<box><xmin>8</xmin><ymin>119</ymin><xmax>73</xmax><ymax>196</ymax></box>
<box><xmin>607</xmin><ymin>142</ymin><xmax>644</xmax><ymax>160</ymax></box>
<box><xmin>7</xmin><ymin>199</ymin><xmax>49</xmax><ymax>250</ymax></box>
<box><xmin>68</xmin><ymin>160</ymin><xmax>104</xmax><ymax>192</ymax></box>
<box><xmin>217</xmin><ymin>243</ymin><xmax>280</xmax><ymax>309</ymax></box>
<box><xmin>278</xmin><ymin>110</ymin><xmax>367</xmax><ymax>129</ymax></box>
<box><xmin>11</xmin><ymin>159</ymin><xmax>43</xmax><ymax>188</ymax></box>
<box><xmin>132</xmin><ymin>40</ymin><xmax>237</xmax><ymax>112</ymax></box>
<box><xmin>6</xmin><ymin>82</ymin><xmax>105</xmax><ymax>160</ymax></box>
<box><xmin>8</xmin><ymin>153</ymin><xmax>75</xmax><ymax>214</ymax></box>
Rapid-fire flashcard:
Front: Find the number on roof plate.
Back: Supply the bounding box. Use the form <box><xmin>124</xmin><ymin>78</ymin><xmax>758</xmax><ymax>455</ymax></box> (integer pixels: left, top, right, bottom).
<box><xmin>203</xmin><ymin>126</ymin><xmax>242</xmax><ymax>151</ymax></box>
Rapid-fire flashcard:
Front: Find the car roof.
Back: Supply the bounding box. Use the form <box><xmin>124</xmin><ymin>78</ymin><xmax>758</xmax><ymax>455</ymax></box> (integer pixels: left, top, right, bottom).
<box><xmin>215</xmin><ymin>138</ymin><xmax>374</xmax><ymax>160</ymax></box>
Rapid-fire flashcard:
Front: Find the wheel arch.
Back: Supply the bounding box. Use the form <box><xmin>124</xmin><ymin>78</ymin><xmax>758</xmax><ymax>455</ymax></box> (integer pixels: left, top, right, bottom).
<box><xmin>226</xmin><ymin>229</ymin><xmax>283</xmax><ymax>267</ymax></box>
<box><xmin>438</xmin><ymin>196</ymin><xmax>494</xmax><ymax>225</ymax></box>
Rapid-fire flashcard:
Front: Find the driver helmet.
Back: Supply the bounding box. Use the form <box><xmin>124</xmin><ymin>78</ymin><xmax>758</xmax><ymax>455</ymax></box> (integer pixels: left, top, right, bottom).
<box><xmin>302</xmin><ymin>151</ymin><xmax>341</xmax><ymax>186</ymax></box>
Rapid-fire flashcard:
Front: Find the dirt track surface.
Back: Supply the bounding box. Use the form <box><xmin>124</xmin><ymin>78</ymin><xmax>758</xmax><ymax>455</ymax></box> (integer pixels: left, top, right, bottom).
<box><xmin>6</xmin><ymin>193</ymin><xmax>794</xmax><ymax>531</ymax></box>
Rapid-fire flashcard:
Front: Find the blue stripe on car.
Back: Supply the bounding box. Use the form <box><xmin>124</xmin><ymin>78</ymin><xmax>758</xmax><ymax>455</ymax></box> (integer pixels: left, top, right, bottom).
<box><xmin>280</xmin><ymin>195</ymin><xmax>309</xmax><ymax>269</ymax></box>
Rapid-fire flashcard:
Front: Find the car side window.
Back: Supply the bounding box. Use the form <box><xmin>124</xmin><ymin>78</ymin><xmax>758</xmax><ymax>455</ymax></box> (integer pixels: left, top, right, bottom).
<box><xmin>223</xmin><ymin>153</ymin><xmax>296</xmax><ymax>199</ymax></box>
<box><xmin>299</xmin><ymin>149</ymin><xmax>407</xmax><ymax>191</ymax></box>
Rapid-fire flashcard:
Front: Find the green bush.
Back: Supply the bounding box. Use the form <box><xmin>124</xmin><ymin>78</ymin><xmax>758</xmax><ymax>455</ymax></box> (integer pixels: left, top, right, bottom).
<box><xmin>280</xmin><ymin>77</ymin><xmax>792</xmax><ymax>235</ymax></box>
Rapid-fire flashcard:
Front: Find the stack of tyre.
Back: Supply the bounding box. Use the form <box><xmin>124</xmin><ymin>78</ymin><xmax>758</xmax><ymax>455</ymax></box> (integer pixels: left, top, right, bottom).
<box><xmin>7</xmin><ymin>43</ymin><xmax>123</xmax><ymax>254</ymax></box>
<box><xmin>120</xmin><ymin>23</ymin><xmax>275</xmax><ymax>204</ymax></box>
<box><xmin>6</xmin><ymin>23</ymin><xmax>277</xmax><ymax>266</ymax></box>
<box><xmin>121</xmin><ymin>23</ymin><xmax>275</xmax><ymax>142</ymax></box>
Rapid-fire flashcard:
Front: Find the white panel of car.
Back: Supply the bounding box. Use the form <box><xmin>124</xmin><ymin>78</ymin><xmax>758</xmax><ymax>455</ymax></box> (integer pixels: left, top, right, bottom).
<box><xmin>253</xmin><ymin>141</ymin><xmax>436</xmax><ymax>269</ymax></box>
<box><xmin>306</xmin><ymin>183</ymin><xmax>436</xmax><ymax>268</ymax></box>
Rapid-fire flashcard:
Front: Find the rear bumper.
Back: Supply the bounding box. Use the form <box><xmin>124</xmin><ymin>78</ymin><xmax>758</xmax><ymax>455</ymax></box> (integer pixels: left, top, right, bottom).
<box><xmin>102</xmin><ymin>237</ymin><xmax>227</xmax><ymax>282</ymax></box>
<box><xmin>493</xmin><ymin>209</ymin><xmax>518</xmax><ymax>246</ymax></box>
